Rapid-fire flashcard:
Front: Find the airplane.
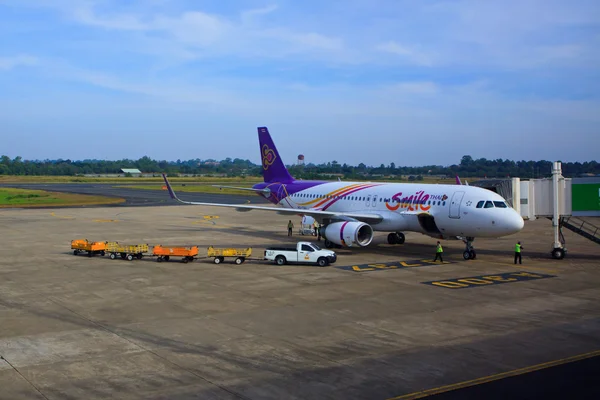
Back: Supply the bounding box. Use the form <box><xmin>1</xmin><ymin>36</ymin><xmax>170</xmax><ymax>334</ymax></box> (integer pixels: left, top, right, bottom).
<box><xmin>162</xmin><ymin>127</ymin><xmax>524</xmax><ymax>260</ymax></box>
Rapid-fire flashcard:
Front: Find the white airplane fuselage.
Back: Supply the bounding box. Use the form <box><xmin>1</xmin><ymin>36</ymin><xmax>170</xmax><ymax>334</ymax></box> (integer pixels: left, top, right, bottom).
<box><xmin>261</xmin><ymin>181</ymin><xmax>524</xmax><ymax>239</ymax></box>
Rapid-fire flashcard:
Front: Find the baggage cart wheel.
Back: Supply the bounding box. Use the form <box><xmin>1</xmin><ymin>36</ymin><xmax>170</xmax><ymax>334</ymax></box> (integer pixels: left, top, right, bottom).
<box><xmin>137</xmin><ymin>254</ymin><xmax>143</xmax><ymax>259</ymax></box>
<box><xmin>164</xmin><ymin>256</ymin><xmax>170</xmax><ymax>261</ymax></box>
<box><xmin>110</xmin><ymin>253</ymin><xmax>116</xmax><ymax>260</ymax></box>
<box><xmin>127</xmin><ymin>254</ymin><xmax>134</xmax><ymax>261</ymax></box>
<box><xmin>88</xmin><ymin>251</ymin><xmax>92</xmax><ymax>257</ymax></box>
<box><xmin>214</xmin><ymin>257</ymin><xmax>224</xmax><ymax>264</ymax></box>
<box><xmin>120</xmin><ymin>253</ymin><xmax>127</xmax><ymax>259</ymax></box>
<box><xmin>157</xmin><ymin>257</ymin><xmax>163</xmax><ymax>263</ymax></box>
<box><xmin>100</xmin><ymin>251</ymin><xmax>105</xmax><ymax>256</ymax></box>
<box><xmin>182</xmin><ymin>257</ymin><xmax>189</xmax><ymax>264</ymax></box>
<box><xmin>235</xmin><ymin>257</ymin><xmax>244</xmax><ymax>265</ymax></box>
<box><xmin>73</xmin><ymin>250</ymin><xmax>79</xmax><ymax>255</ymax></box>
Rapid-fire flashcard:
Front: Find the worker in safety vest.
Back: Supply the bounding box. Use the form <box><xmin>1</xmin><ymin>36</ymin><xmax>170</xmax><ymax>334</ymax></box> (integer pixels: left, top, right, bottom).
<box><xmin>287</xmin><ymin>220</ymin><xmax>294</xmax><ymax>236</ymax></box>
<box><xmin>313</xmin><ymin>221</ymin><xmax>319</xmax><ymax>237</ymax></box>
<box><xmin>434</xmin><ymin>241</ymin><xmax>443</xmax><ymax>262</ymax></box>
<box><xmin>514</xmin><ymin>242</ymin><xmax>523</xmax><ymax>264</ymax></box>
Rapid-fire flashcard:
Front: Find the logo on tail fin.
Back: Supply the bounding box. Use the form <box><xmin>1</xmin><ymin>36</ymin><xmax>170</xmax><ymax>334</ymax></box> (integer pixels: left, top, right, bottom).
<box><xmin>262</xmin><ymin>144</ymin><xmax>277</xmax><ymax>170</ymax></box>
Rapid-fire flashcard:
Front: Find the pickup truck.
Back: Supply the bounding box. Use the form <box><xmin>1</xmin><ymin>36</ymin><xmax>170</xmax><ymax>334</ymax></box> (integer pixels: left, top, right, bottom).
<box><xmin>264</xmin><ymin>242</ymin><xmax>337</xmax><ymax>267</ymax></box>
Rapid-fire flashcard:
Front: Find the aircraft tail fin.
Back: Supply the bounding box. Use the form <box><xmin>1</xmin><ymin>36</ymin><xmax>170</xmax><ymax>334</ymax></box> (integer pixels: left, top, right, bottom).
<box><xmin>455</xmin><ymin>175</ymin><xmax>462</xmax><ymax>185</ymax></box>
<box><xmin>257</xmin><ymin>127</ymin><xmax>294</xmax><ymax>183</ymax></box>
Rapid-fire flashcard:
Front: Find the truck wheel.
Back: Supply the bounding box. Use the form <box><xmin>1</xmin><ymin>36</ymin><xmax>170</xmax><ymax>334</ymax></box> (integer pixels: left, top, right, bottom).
<box><xmin>317</xmin><ymin>257</ymin><xmax>328</xmax><ymax>267</ymax></box>
<box><xmin>214</xmin><ymin>257</ymin><xmax>224</xmax><ymax>264</ymax></box>
<box><xmin>110</xmin><ymin>253</ymin><xmax>116</xmax><ymax>260</ymax></box>
<box><xmin>235</xmin><ymin>257</ymin><xmax>244</xmax><ymax>265</ymax></box>
<box><xmin>275</xmin><ymin>256</ymin><xmax>286</xmax><ymax>266</ymax></box>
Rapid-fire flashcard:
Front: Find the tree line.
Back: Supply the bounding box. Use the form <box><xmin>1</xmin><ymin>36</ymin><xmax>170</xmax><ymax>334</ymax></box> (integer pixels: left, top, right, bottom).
<box><xmin>0</xmin><ymin>154</ymin><xmax>598</xmax><ymax>179</ymax></box>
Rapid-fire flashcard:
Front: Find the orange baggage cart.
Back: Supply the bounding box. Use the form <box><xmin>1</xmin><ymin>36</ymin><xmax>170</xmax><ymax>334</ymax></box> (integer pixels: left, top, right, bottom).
<box><xmin>152</xmin><ymin>245</ymin><xmax>198</xmax><ymax>263</ymax></box>
<box><xmin>71</xmin><ymin>239</ymin><xmax>106</xmax><ymax>257</ymax></box>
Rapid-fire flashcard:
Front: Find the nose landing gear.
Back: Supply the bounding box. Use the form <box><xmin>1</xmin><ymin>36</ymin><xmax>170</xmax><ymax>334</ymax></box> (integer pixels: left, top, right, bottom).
<box><xmin>462</xmin><ymin>237</ymin><xmax>476</xmax><ymax>260</ymax></box>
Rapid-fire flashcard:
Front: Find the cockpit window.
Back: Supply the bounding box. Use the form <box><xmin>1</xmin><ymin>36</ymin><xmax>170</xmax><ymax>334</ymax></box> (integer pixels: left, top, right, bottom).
<box><xmin>484</xmin><ymin>201</ymin><xmax>494</xmax><ymax>208</ymax></box>
<box><xmin>476</xmin><ymin>201</ymin><xmax>485</xmax><ymax>208</ymax></box>
<box><xmin>494</xmin><ymin>201</ymin><xmax>508</xmax><ymax>208</ymax></box>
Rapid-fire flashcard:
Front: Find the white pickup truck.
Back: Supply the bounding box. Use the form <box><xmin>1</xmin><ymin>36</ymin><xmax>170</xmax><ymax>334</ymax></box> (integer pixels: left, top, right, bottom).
<box><xmin>264</xmin><ymin>242</ymin><xmax>337</xmax><ymax>267</ymax></box>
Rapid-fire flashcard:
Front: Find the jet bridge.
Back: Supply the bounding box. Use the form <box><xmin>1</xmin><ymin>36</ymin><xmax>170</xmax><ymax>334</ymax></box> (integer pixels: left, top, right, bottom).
<box><xmin>471</xmin><ymin>162</ymin><xmax>600</xmax><ymax>259</ymax></box>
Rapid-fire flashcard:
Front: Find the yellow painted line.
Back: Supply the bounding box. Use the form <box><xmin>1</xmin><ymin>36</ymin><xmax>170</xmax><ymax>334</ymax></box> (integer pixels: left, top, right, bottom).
<box><xmin>388</xmin><ymin>349</ymin><xmax>600</xmax><ymax>400</ymax></box>
<box><xmin>50</xmin><ymin>212</ymin><xmax>75</xmax><ymax>220</ymax></box>
<box><xmin>93</xmin><ymin>219</ymin><xmax>119</xmax><ymax>223</ymax></box>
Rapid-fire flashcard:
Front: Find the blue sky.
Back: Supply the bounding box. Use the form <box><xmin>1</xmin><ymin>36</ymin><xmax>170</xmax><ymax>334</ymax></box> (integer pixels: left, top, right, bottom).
<box><xmin>1</xmin><ymin>0</ymin><xmax>599</xmax><ymax>166</ymax></box>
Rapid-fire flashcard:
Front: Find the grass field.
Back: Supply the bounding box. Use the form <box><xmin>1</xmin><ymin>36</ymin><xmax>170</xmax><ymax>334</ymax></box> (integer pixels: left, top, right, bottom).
<box><xmin>0</xmin><ymin>175</ymin><xmax>263</xmax><ymax>184</ymax></box>
<box><xmin>0</xmin><ymin>188</ymin><xmax>125</xmax><ymax>208</ymax></box>
<box><xmin>116</xmin><ymin>184</ymin><xmax>256</xmax><ymax>196</ymax></box>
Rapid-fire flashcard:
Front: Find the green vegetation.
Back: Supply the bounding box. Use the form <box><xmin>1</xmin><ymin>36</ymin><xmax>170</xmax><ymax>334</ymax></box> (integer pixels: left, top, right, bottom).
<box><xmin>0</xmin><ymin>188</ymin><xmax>125</xmax><ymax>207</ymax></box>
<box><xmin>0</xmin><ymin>154</ymin><xmax>598</xmax><ymax>180</ymax></box>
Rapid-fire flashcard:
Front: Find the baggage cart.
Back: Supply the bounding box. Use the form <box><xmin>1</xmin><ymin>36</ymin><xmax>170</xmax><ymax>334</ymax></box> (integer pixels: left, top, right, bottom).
<box><xmin>105</xmin><ymin>242</ymin><xmax>149</xmax><ymax>261</ymax></box>
<box><xmin>299</xmin><ymin>224</ymin><xmax>316</xmax><ymax>236</ymax></box>
<box><xmin>207</xmin><ymin>246</ymin><xmax>252</xmax><ymax>264</ymax></box>
<box><xmin>152</xmin><ymin>245</ymin><xmax>198</xmax><ymax>263</ymax></box>
<box><xmin>71</xmin><ymin>239</ymin><xmax>106</xmax><ymax>257</ymax></box>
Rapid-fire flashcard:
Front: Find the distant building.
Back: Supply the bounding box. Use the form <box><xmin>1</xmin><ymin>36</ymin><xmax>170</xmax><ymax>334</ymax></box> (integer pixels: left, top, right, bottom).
<box><xmin>120</xmin><ymin>168</ymin><xmax>142</xmax><ymax>177</ymax></box>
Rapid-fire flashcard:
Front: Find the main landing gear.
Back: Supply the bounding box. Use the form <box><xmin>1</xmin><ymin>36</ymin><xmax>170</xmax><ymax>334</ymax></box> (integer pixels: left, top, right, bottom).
<box><xmin>462</xmin><ymin>237</ymin><xmax>476</xmax><ymax>260</ymax></box>
<box><xmin>387</xmin><ymin>232</ymin><xmax>405</xmax><ymax>245</ymax></box>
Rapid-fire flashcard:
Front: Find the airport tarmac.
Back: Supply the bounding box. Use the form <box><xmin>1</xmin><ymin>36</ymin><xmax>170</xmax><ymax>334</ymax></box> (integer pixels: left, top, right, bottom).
<box><xmin>1</xmin><ymin>200</ymin><xmax>599</xmax><ymax>399</ymax></box>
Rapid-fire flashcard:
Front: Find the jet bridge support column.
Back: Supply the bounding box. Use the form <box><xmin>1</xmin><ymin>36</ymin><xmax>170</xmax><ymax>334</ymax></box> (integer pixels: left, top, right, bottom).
<box><xmin>551</xmin><ymin>162</ymin><xmax>566</xmax><ymax>259</ymax></box>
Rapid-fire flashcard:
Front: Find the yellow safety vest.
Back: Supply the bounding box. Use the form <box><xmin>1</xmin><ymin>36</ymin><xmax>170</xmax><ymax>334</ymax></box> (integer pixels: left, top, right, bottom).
<box><xmin>515</xmin><ymin>244</ymin><xmax>521</xmax><ymax>253</ymax></box>
<box><xmin>436</xmin><ymin>244</ymin><xmax>443</xmax><ymax>253</ymax></box>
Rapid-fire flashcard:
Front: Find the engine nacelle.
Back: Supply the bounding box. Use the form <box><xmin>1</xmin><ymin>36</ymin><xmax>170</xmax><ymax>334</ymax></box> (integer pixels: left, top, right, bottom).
<box><xmin>324</xmin><ymin>221</ymin><xmax>373</xmax><ymax>247</ymax></box>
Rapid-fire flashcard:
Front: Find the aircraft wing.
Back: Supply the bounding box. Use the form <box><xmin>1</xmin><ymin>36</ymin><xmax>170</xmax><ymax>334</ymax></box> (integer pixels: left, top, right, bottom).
<box><xmin>162</xmin><ymin>174</ymin><xmax>383</xmax><ymax>224</ymax></box>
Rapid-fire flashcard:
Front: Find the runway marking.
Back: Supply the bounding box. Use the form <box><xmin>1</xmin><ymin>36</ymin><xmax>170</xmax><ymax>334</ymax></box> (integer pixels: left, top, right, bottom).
<box><xmin>388</xmin><ymin>349</ymin><xmax>600</xmax><ymax>399</ymax></box>
<box><xmin>50</xmin><ymin>212</ymin><xmax>74</xmax><ymax>220</ymax></box>
<box><xmin>422</xmin><ymin>271</ymin><xmax>556</xmax><ymax>289</ymax></box>
<box><xmin>337</xmin><ymin>259</ymin><xmax>453</xmax><ymax>272</ymax></box>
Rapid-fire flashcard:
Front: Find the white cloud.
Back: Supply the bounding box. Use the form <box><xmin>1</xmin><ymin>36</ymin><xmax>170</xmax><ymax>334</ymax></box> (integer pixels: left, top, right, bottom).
<box><xmin>0</xmin><ymin>55</ymin><xmax>38</xmax><ymax>70</ymax></box>
<box><xmin>375</xmin><ymin>41</ymin><xmax>432</xmax><ymax>66</ymax></box>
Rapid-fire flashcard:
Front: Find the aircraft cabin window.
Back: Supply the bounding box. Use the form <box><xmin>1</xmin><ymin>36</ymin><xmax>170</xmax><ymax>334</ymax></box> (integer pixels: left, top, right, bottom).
<box><xmin>494</xmin><ymin>201</ymin><xmax>508</xmax><ymax>208</ymax></box>
<box><xmin>484</xmin><ymin>201</ymin><xmax>494</xmax><ymax>208</ymax></box>
<box><xmin>476</xmin><ymin>201</ymin><xmax>485</xmax><ymax>208</ymax></box>
<box><xmin>443</xmin><ymin>201</ymin><xmax>446</xmax><ymax>206</ymax></box>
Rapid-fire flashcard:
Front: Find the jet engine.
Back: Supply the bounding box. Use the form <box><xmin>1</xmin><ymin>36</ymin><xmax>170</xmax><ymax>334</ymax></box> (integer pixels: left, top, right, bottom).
<box><xmin>323</xmin><ymin>221</ymin><xmax>374</xmax><ymax>247</ymax></box>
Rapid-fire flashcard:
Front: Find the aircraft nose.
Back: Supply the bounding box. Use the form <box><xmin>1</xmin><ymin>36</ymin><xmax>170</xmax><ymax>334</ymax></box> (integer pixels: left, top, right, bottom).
<box><xmin>506</xmin><ymin>211</ymin><xmax>524</xmax><ymax>234</ymax></box>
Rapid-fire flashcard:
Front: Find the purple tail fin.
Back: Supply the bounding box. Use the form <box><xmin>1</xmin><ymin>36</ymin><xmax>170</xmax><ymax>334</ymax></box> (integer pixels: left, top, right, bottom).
<box><xmin>258</xmin><ymin>127</ymin><xmax>294</xmax><ymax>183</ymax></box>
<box><xmin>455</xmin><ymin>175</ymin><xmax>462</xmax><ymax>185</ymax></box>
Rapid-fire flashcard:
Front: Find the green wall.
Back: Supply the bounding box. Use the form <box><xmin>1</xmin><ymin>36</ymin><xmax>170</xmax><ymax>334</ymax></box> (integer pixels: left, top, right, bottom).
<box><xmin>572</xmin><ymin>183</ymin><xmax>600</xmax><ymax>211</ymax></box>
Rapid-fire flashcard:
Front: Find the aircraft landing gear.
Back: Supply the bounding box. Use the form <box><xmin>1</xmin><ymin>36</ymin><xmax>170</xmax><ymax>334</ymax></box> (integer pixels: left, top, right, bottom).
<box><xmin>462</xmin><ymin>237</ymin><xmax>476</xmax><ymax>260</ymax></box>
<box><xmin>387</xmin><ymin>232</ymin><xmax>405</xmax><ymax>245</ymax></box>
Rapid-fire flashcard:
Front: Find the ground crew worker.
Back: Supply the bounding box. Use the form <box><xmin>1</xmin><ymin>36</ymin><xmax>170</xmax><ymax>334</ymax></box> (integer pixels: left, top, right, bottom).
<box><xmin>317</xmin><ymin>224</ymin><xmax>322</xmax><ymax>241</ymax></box>
<box><xmin>287</xmin><ymin>220</ymin><xmax>294</xmax><ymax>236</ymax></box>
<box><xmin>434</xmin><ymin>241</ymin><xmax>443</xmax><ymax>262</ymax></box>
<box><xmin>514</xmin><ymin>241</ymin><xmax>523</xmax><ymax>264</ymax></box>
<box><xmin>313</xmin><ymin>221</ymin><xmax>319</xmax><ymax>236</ymax></box>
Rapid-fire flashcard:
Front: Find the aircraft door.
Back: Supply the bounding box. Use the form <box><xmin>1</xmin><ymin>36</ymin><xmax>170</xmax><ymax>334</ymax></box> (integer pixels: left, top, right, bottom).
<box><xmin>449</xmin><ymin>191</ymin><xmax>465</xmax><ymax>219</ymax></box>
